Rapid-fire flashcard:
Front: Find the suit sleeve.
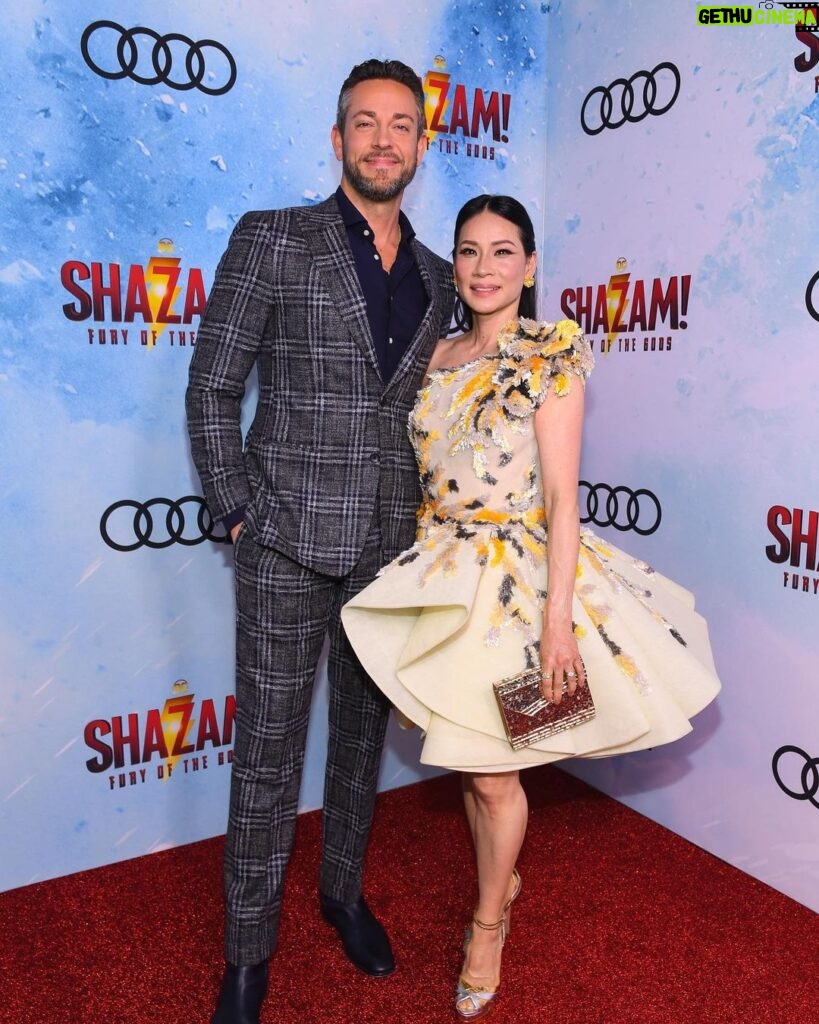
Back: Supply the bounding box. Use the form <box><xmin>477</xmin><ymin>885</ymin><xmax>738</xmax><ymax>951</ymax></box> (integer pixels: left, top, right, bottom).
<box><xmin>439</xmin><ymin>282</ymin><xmax>455</xmax><ymax>338</ymax></box>
<box><xmin>432</xmin><ymin>252</ymin><xmax>456</xmax><ymax>338</ymax></box>
<box><xmin>185</xmin><ymin>213</ymin><xmax>276</xmax><ymax>522</ymax></box>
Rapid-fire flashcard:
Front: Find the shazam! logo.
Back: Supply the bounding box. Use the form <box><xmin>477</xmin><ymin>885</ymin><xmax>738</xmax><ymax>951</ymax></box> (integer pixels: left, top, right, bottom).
<box><xmin>60</xmin><ymin>238</ymin><xmax>207</xmax><ymax>347</ymax></box>
<box><xmin>792</xmin><ymin>5</ymin><xmax>819</xmax><ymax>80</ymax></box>
<box><xmin>83</xmin><ymin>680</ymin><xmax>235</xmax><ymax>789</ymax></box>
<box><xmin>766</xmin><ymin>505</ymin><xmax>819</xmax><ymax>596</ymax></box>
<box><xmin>560</xmin><ymin>259</ymin><xmax>691</xmax><ymax>354</ymax></box>
<box><xmin>423</xmin><ymin>55</ymin><xmax>512</xmax><ymax>162</ymax></box>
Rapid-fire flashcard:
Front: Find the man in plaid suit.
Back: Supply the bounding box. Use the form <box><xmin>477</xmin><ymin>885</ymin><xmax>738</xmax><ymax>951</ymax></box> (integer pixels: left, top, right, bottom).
<box><xmin>186</xmin><ymin>59</ymin><xmax>454</xmax><ymax>1024</ymax></box>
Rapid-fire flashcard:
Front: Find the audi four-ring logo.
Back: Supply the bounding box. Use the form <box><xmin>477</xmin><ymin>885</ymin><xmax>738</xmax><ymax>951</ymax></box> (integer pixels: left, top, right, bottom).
<box><xmin>579</xmin><ymin>482</ymin><xmax>662</xmax><ymax>536</ymax></box>
<box><xmin>580</xmin><ymin>62</ymin><xmax>681</xmax><ymax>136</ymax></box>
<box><xmin>81</xmin><ymin>21</ymin><xmax>237</xmax><ymax>95</ymax></box>
<box><xmin>773</xmin><ymin>745</ymin><xmax>818</xmax><ymax>806</ymax></box>
<box><xmin>806</xmin><ymin>271</ymin><xmax>819</xmax><ymax>324</ymax></box>
<box><xmin>100</xmin><ymin>497</ymin><xmax>229</xmax><ymax>551</ymax></box>
<box><xmin>772</xmin><ymin>745</ymin><xmax>819</xmax><ymax>808</ymax></box>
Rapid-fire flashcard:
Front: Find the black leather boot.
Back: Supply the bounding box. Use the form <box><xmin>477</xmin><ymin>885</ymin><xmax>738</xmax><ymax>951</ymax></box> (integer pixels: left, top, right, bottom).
<box><xmin>319</xmin><ymin>893</ymin><xmax>395</xmax><ymax>976</ymax></box>
<box><xmin>211</xmin><ymin>960</ymin><xmax>268</xmax><ymax>1024</ymax></box>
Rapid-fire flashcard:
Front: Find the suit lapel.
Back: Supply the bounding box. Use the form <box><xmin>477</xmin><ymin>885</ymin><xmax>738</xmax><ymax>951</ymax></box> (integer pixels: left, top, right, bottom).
<box><xmin>296</xmin><ymin>200</ymin><xmax>382</xmax><ymax>379</ymax></box>
<box><xmin>383</xmin><ymin>242</ymin><xmax>448</xmax><ymax>397</ymax></box>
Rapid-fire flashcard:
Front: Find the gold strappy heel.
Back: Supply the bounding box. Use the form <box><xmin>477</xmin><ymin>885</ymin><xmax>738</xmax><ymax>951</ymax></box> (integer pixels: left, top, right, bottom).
<box><xmin>503</xmin><ymin>868</ymin><xmax>521</xmax><ymax>935</ymax></box>
<box><xmin>455</xmin><ymin>914</ymin><xmax>505</xmax><ymax>1021</ymax></box>
<box><xmin>505</xmin><ymin>868</ymin><xmax>522</xmax><ymax>918</ymax></box>
<box><xmin>454</xmin><ymin>871</ymin><xmax>521</xmax><ymax>1021</ymax></box>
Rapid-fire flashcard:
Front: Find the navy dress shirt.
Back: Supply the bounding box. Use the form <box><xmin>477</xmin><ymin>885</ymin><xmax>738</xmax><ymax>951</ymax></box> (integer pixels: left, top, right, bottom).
<box><xmin>335</xmin><ymin>187</ymin><xmax>427</xmax><ymax>383</ymax></box>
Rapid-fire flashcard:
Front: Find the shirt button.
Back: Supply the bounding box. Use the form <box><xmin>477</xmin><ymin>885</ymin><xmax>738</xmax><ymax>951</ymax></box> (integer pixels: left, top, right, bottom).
<box><xmin>363</xmin><ymin>229</ymin><xmax>370</xmax><ymax>236</ymax></box>
<box><xmin>373</xmin><ymin>253</ymin><xmax>380</xmax><ymax>261</ymax></box>
<box><xmin>389</xmin><ymin>337</ymin><xmax>394</xmax><ymax>345</ymax></box>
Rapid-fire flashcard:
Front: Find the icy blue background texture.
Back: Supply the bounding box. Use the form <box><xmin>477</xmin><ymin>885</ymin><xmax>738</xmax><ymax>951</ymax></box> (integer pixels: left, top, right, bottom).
<box><xmin>2</xmin><ymin>0</ymin><xmax>817</xmax><ymax>915</ymax></box>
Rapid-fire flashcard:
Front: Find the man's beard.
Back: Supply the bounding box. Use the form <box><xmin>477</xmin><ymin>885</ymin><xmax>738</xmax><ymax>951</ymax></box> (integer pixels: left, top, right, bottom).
<box><xmin>343</xmin><ymin>151</ymin><xmax>417</xmax><ymax>202</ymax></box>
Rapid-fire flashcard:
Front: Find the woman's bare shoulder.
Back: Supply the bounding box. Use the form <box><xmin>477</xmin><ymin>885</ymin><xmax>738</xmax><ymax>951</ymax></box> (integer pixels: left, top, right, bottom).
<box><xmin>426</xmin><ymin>334</ymin><xmax>465</xmax><ymax>374</ymax></box>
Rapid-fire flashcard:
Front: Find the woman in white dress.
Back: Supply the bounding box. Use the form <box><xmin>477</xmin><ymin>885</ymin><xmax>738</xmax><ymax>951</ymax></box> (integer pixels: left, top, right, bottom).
<box><xmin>342</xmin><ymin>195</ymin><xmax>721</xmax><ymax>1020</ymax></box>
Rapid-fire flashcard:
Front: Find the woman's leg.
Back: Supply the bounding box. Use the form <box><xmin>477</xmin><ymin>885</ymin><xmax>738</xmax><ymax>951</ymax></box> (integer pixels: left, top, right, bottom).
<box><xmin>462</xmin><ymin>773</ymin><xmax>477</xmax><ymax>844</ymax></box>
<box><xmin>459</xmin><ymin>771</ymin><xmax>528</xmax><ymax>992</ymax></box>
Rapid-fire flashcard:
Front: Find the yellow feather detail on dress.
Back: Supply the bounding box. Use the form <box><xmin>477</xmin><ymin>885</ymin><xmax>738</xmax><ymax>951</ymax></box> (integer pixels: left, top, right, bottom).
<box><xmin>489</xmin><ymin>537</ymin><xmax>506</xmax><ymax>567</ymax></box>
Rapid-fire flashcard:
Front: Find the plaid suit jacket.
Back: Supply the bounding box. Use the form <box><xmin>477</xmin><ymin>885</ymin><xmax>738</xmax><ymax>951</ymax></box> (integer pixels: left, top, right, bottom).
<box><xmin>186</xmin><ymin>195</ymin><xmax>454</xmax><ymax>576</ymax></box>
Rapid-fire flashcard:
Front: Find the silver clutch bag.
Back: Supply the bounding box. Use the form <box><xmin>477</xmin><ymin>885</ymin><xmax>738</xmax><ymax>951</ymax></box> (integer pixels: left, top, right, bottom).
<box><xmin>493</xmin><ymin>666</ymin><xmax>596</xmax><ymax>751</ymax></box>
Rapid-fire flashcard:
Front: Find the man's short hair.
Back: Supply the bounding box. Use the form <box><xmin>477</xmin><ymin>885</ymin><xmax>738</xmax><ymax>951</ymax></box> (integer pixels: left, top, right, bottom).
<box><xmin>336</xmin><ymin>59</ymin><xmax>426</xmax><ymax>137</ymax></box>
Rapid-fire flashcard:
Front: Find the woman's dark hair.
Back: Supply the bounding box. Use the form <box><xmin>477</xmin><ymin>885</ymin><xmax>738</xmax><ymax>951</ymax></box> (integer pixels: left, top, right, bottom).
<box><xmin>452</xmin><ymin>194</ymin><xmax>537</xmax><ymax>332</ymax></box>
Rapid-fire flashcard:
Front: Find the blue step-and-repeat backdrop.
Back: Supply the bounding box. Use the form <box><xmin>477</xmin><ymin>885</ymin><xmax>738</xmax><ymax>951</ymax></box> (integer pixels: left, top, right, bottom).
<box><xmin>1</xmin><ymin>0</ymin><xmax>817</xmax><ymax>915</ymax></box>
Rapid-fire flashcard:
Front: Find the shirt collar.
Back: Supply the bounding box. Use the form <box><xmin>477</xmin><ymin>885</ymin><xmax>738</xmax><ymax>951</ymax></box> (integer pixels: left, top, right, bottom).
<box><xmin>334</xmin><ymin>186</ymin><xmax>416</xmax><ymax>243</ymax></box>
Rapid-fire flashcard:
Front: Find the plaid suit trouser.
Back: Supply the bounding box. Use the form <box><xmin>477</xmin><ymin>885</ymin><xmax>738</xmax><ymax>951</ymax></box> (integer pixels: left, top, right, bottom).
<box><xmin>223</xmin><ymin>506</ymin><xmax>390</xmax><ymax>965</ymax></box>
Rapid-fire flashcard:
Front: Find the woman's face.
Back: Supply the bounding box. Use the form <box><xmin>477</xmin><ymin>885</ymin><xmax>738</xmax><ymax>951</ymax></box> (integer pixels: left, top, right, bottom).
<box><xmin>454</xmin><ymin>210</ymin><xmax>536</xmax><ymax>323</ymax></box>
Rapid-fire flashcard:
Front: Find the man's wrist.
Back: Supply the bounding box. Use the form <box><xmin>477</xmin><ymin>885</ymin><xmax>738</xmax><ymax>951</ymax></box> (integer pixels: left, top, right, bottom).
<box><xmin>223</xmin><ymin>505</ymin><xmax>247</xmax><ymax>538</ymax></box>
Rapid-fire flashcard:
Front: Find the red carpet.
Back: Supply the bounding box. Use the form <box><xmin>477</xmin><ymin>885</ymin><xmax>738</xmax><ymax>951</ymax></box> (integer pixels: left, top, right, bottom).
<box><xmin>1</xmin><ymin>766</ymin><xmax>816</xmax><ymax>1024</ymax></box>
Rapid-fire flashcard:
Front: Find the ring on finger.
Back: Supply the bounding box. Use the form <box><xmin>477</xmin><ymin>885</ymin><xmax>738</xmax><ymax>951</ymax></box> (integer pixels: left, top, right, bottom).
<box><xmin>566</xmin><ymin>670</ymin><xmax>577</xmax><ymax>679</ymax></box>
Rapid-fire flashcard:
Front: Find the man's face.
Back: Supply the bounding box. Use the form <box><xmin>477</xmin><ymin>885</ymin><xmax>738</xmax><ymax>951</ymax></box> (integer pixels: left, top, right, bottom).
<box><xmin>331</xmin><ymin>78</ymin><xmax>427</xmax><ymax>203</ymax></box>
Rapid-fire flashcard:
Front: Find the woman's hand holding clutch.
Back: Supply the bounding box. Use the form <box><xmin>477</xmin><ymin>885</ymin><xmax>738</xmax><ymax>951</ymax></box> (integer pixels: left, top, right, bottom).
<box><xmin>538</xmin><ymin>622</ymin><xmax>586</xmax><ymax>705</ymax></box>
